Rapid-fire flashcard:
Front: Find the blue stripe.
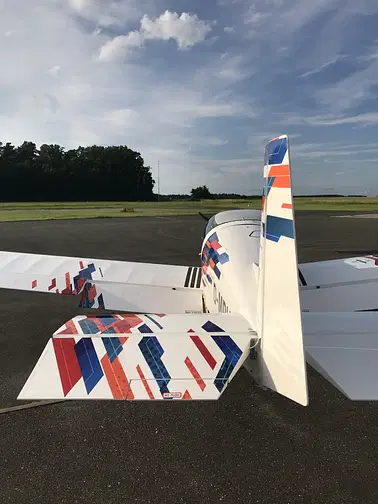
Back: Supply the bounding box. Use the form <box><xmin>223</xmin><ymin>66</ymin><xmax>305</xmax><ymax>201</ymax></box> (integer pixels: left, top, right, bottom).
<box><xmin>219</xmin><ymin>252</ymin><xmax>229</xmax><ymax>264</ymax></box>
<box><xmin>97</xmin><ymin>316</ymin><xmax>117</xmax><ymax>326</ymax></box>
<box><xmin>213</xmin><ymin>264</ymin><xmax>221</xmax><ymax>279</ymax></box>
<box><xmin>102</xmin><ymin>336</ymin><xmax>123</xmax><ymax>363</ymax></box>
<box><xmin>268</xmin><ymin>137</ymin><xmax>287</xmax><ymax>165</ymax></box>
<box><xmin>265</xmin><ymin>215</ymin><xmax>294</xmax><ymax>242</ymax></box>
<box><xmin>97</xmin><ymin>294</ymin><xmax>105</xmax><ymax>309</ymax></box>
<box><xmin>78</xmin><ymin>318</ymin><xmax>100</xmax><ymax>334</ymax></box>
<box><xmin>102</xmin><ymin>327</ymin><xmax>116</xmax><ymax>334</ymax></box>
<box><xmin>138</xmin><ymin>323</ymin><xmax>153</xmax><ymax>334</ymax></box>
<box><xmin>74</xmin><ymin>263</ymin><xmax>95</xmax><ymax>293</ymax></box>
<box><xmin>211</xmin><ymin>336</ymin><xmax>242</xmax><ymax>392</ymax></box>
<box><xmin>139</xmin><ymin>337</ymin><xmax>171</xmax><ymax>396</ymax></box>
<box><xmin>202</xmin><ymin>321</ymin><xmax>225</xmax><ymax>333</ymax></box>
<box><xmin>74</xmin><ymin>338</ymin><xmax>104</xmax><ymax>394</ymax></box>
<box><xmin>145</xmin><ymin>314</ymin><xmax>163</xmax><ymax>330</ymax></box>
<box><xmin>266</xmin><ymin>176</ymin><xmax>275</xmax><ymax>197</ymax></box>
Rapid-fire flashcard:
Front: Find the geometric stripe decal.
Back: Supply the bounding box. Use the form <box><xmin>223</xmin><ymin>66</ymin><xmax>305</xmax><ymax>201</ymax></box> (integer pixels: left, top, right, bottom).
<box><xmin>184</xmin><ymin>356</ymin><xmax>206</xmax><ymax>391</ymax></box>
<box><xmin>267</xmin><ymin>137</ymin><xmax>287</xmax><ymax>165</ymax></box>
<box><xmin>145</xmin><ymin>314</ymin><xmax>163</xmax><ymax>330</ymax></box>
<box><xmin>101</xmin><ymin>354</ymin><xmax>134</xmax><ymax>399</ymax></box>
<box><xmin>201</xmin><ymin>320</ymin><xmax>243</xmax><ymax>393</ymax></box>
<box><xmin>52</xmin><ymin>338</ymin><xmax>82</xmax><ymax>396</ymax></box>
<box><xmin>265</xmin><ymin>215</ymin><xmax>294</xmax><ymax>242</ymax></box>
<box><xmin>101</xmin><ymin>336</ymin><xmax>123</xmax><ymax>363</ymax></box>
<box><xmin>136</xmin><ymin>364</ymin><xmax>155</xmax><ymax>400</ymax></box>
<box><xmin>190</xmin><ymin>334</ymin><xmax>217</xmax><ymax>370</ymax></box>
<box><xmin>202</xmin><ymin>232</ymin><xmax>230</xmax><ymax>281</ymax></box>
<box><xmin>74</xmin><ymin>338</ymin><xmax>104</xmax><ymax>394</ymax></box>
<box><xmin>211</xmin><ymin>336</ymin><xmax>243</xmax><ymax>392</ymax></box>
<box><xmin>139</xmin><ymin>337</ymin><xmax>170</xmax><ymax>396</ymax></box>
<box><xmin>202</xmin><ymin>321</ymin><xmax>225</xmax><ymax>333</ymax></box>
<box><xmin>78</xmin><ymin>317</ymin><xmax>100</xmax><ymax>335</ymax></box>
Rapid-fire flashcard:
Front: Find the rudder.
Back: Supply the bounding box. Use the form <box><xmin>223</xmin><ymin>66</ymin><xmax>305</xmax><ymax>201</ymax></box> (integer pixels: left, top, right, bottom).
<box><xmin>256</xmin><ymin>135</ymin><xmax>308</xmax><ymax>406</ymax></box>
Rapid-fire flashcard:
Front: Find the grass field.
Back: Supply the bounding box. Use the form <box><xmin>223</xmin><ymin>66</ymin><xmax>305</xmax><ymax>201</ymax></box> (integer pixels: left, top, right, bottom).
<box><xmin>0</xmin><ymin>197</ymin><xmax>377</xmax><ymax>221</ymax></box>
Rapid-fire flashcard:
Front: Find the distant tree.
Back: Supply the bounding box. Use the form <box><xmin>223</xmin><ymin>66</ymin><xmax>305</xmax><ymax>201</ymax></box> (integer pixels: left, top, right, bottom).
<box><xmin>0</xmin><ymin>141</ymin><xmax>155</xmax><ymax>202</ymax></box>
<box><xmin>190</xmin><ymin>185</ymin><xmax>213</xmax><ymax>200</ymax></box>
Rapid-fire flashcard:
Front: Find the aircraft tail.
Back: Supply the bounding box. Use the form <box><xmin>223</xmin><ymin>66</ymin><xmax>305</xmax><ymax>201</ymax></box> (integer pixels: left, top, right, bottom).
<box><xmin>256</xmin><ymin>135</ymin><xmax>308</xmax><ymax>406</ymax></box>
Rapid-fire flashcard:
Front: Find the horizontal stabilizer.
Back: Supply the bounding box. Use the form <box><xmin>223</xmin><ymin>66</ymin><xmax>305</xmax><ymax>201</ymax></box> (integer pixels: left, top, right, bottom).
<box><xmin>82</xmin><ymin>280</ymin><xmax>203</xmax><ymax>313</ymax></box>
<box><xmin>303</xmin><ymin>312</ymin><xmax>378</xmax><ymax>400</ymax></box>
<box><xmin>0</xmin><ymin>251</ymin><xmax>203</xmax><ymax>313</ymax></box>
<box><xmin>19</xmin><ymin>313</ymin><xmax>256</xmax><ymax>401</ymax></box>
<box><xmin>299</xmin><ymin>255</ymin><xmax>378</xmax><ymax>312</ymax></box>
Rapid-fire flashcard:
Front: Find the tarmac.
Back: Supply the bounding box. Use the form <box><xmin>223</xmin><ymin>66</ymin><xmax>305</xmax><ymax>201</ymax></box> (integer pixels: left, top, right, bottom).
<box><xmin>1</xmin><ymin>212</ymin><xmax>378</xmax><ymax>504</ymax></box>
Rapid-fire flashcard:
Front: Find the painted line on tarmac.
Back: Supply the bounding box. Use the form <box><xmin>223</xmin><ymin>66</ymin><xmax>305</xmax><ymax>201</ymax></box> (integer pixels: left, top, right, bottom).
<box><xmin>0</xmin><ymin>400</ymin><xmax>66</xmax><ymax>415</ymax></box>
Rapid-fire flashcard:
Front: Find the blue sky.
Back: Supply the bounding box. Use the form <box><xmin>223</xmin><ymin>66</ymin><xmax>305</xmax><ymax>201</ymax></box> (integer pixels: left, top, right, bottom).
<box><xmin>1</xmin><ymin>0</ymin><xmax>378</xmax><ymax>195</ymax></box>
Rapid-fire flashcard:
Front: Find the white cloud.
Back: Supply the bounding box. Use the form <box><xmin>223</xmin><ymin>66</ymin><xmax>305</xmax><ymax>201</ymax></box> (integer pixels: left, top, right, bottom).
<box><xmin>68</xmin><ymin>0</ymin><xmax>90</xmax><ymax>10</ymax></box>
<box><xmin>286</xmin><ymin>112</ymin><xmax>378</xmax><ymax>126</ymax></box>
<box><xmin>48</xmin><ymin>65</ymin><xmax>61</xmax><ymax>77</ymax></box>
<box><xmin>105</xmin><ymin>108</ymin><xmax>139</xmax><ymax>128</ymax></box>
<box><xmin>98</xmin><ymin>10</ymin><xmax>214</xmax><ymax>62</ymax></box>
<box><xmin>298</xmin><ymin>55</ymin><xmax>346</xmax><ymax>79</ymax></box>
<box><xmin>98</xmin><ymin>31</ymin><xmax>144</xmax><ymax>61</ymax></box>
<box><xmin>245</xmin><ymin>7</ymin><xmax>271</xmax><ymax>25</ymax></box>
<box><xmin>140</xmin><ymin>11</ymin><xmax>213</xmax><ymax>48</ymax></box>
<box><xmin>313</xmin><ymin>65</ymin><xmax>378</xmax><ymax>113</ymax></box>
<box><xmin>224</xmin><ymin>26</ymin><xmax>235</xmax><ymax>33</ymax></box>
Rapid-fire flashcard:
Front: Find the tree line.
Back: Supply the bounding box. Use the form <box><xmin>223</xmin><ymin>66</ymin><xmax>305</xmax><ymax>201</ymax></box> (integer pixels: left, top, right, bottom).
<box><xmin>0</xmin><ymin>141</ymin><xmax>155</xmax><ymax>201</ymax></box>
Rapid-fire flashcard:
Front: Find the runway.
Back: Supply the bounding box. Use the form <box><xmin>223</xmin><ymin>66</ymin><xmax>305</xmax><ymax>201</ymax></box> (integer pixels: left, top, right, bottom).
<box><xmin>1</xmin><ymin>212</ymin><xmax>378</xmax><ymax>504</ymax></box>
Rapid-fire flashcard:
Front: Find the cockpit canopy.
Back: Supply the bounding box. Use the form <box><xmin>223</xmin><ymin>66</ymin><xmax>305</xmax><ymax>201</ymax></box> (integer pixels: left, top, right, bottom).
<box><xmin>205</xmin><ymin>209</ymin><xmax>261</xmax><ymax>236</ymax></box>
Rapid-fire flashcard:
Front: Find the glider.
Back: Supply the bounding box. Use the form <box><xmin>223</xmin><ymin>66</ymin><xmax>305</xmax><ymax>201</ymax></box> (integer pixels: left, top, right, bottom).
<box><xmin>2</xmin><ymin>134</ymin><xmax>378</xmax><ymax>405</ymax></box>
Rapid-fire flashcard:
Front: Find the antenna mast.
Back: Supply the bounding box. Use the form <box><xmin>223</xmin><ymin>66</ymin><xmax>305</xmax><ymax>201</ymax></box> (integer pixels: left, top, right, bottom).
<box><xmin>157</xmin><ymin>160</ymin><xmax>160</xmax><ymax>203</ymax></box>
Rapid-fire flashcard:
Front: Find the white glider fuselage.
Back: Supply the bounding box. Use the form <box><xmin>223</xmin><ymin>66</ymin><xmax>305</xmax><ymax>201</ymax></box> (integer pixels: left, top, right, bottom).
<box><xmin>200</xmin><ymin>210</ymin><xmax>261</xmax><ymax>331</ymax></box>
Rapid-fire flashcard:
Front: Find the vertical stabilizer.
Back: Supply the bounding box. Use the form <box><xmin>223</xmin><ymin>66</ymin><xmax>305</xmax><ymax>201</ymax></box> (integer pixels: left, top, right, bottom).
<box><xmin>256</xmin><ymin>135</ymin><xmax>308</xmax><ymax>406</ymax></box>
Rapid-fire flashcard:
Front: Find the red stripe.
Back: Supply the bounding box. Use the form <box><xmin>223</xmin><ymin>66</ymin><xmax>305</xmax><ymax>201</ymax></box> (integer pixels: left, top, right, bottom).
<box><xmin>182</xmin><ymin>390</ymin><xmax>192</xmax><ymax>400</ymax></box>
<box><xmin>102</xmin><ymin>355</ymin><xmax>134</xmax><ymax>399</ymax></box>
<box><xmin>65</xmin><ymin>272</ymin><xmax>71</xmax><ymax>291</ymax></box>
<box><xmin>48</xmin><ymin>278</ymin><xmax>56</xmax><ymax>291</ymax></box>
<box><xmin>185</xmin><ymin>357</ymin><xmax>206</xmax><ymax>391</ymax></box>
<box><xmin>190</xmin><ymin>335</ymin><xmax>217</xmax><ymax>370</ymax></box>
<box><xmin>56</xmin><ymin>319</ymin><xmax>79</xmax><ymax>335</ymax></box>
<box><xmin>366</xmin><ymin>255</ymin><xmax>378</xmax><ymax>266</ymax></box>
<box><xmin>52</xmin><ymin>338</ymin><xmax>82</xmax><ymax>396</ymax></box>
<box><xmin>268</xmin><ymin>164</ymin><xmax>289</xmax><ymax>177</ymax></box>
<box><xmin>136</xmin><ymin>365</ymin><xmax>155</xmax><ymax>399</ymax></box>
<box><xmin>79</xmin><ymin>261</ymin><xmax>84</xmax><ymax>269</ymax></box>
<box><xmin>281</xmin><ymin>203</ymin><xmax>292</xmax><ymax>209</ymax></box>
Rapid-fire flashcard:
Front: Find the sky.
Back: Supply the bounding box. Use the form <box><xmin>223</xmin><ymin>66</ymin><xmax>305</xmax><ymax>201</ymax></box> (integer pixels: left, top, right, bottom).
<box><xmin>1</xmin><ymin>0</ymin><xmax>378</xmax><ymax>195</ymax></box>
